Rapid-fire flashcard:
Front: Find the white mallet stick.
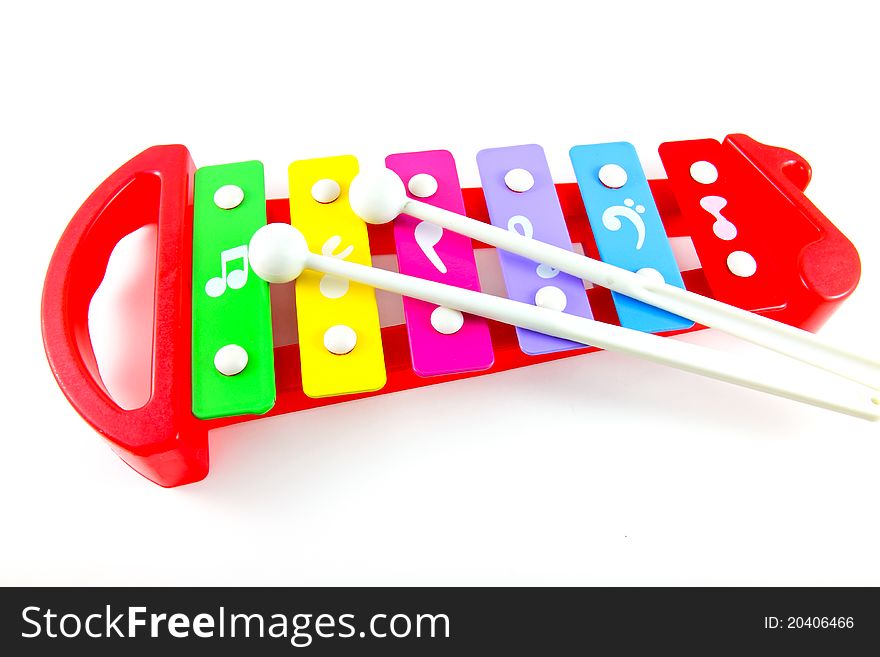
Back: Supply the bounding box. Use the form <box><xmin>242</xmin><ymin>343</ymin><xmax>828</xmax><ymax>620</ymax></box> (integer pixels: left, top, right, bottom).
<box><xmin>248</xmin><ymin>223</ymin><xmax>880</xmax><ymax>421</ymax></box>
<box><xmin>347</xmin><ymin>169</ymin><xmax>880</xmax><ymax>391</ymax></box>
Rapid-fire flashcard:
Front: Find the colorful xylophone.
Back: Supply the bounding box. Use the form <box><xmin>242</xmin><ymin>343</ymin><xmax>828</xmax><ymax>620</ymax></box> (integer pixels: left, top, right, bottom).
<box><xmin>42</xmin><ymin>134</ymin><xmax>864</xmax><ymax>487</ymax></box>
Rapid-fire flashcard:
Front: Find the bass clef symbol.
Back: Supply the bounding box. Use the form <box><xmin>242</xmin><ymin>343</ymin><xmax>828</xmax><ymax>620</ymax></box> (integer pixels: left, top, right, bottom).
<box><xmin>602</xmin><ymin>198</ymin><xmax>647</xmax><ymax>250</ymax></box>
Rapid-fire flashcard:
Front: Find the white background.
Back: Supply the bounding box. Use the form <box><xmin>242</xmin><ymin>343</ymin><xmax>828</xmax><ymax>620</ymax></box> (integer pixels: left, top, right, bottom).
<box><xmin>3</xmin><ymin>0</ymin><xmax>879</xmax><ymax>585</ymax></box>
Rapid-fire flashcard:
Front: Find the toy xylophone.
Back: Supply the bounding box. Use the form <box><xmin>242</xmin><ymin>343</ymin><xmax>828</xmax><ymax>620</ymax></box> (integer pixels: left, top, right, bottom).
<box><xmin>41</xmin><ymin>134</ymin><xmax>880</xmax><ymax>488</ymax></box>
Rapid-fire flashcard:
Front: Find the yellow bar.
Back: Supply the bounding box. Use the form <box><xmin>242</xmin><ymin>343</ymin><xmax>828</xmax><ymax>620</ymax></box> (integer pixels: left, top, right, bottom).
<box><xmin>289</xmin><ymin>155</ymin><xmax>386</xmax><ymax>398</ymax></box>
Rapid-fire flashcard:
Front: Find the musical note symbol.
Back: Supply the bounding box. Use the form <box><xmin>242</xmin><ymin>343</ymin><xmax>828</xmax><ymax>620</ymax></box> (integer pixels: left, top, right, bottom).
<box><xmin>319</xmin><ymin>235</ymin><xmax>355</xmax><ymax>299</ymax></box>
<box><xmin>509</xmin><ymin>215</ymin><xmax>562</xmax><ymax>282</ymax></box>
<box><xmin>414</xmin><ymin>221</ymin><xmax>447</xmax><ymax>274</ymax></box>
<box><xmin>508</xmin><ymin>214</ymin><xmax>534</xmax><ymax>239</ymax></box>
<box><xmin>699</xmin><ymin>195</ymin><xmax>737</xmax><ymax>241</ymax></box>
<box><xmin>602</xmin><ymin>198</ymin><xmax>647</xmax><ymax>250</ymax></box>
<box><xmin>205</xmin><ymin>245</ymin><xmax>249</xmax><ymax>298</ymax></box>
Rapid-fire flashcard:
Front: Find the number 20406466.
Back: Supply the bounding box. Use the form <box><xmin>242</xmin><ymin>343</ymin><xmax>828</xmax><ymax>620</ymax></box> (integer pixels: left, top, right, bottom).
<box><xmin>764</xmin><ymin>617</ymin><xmax>854</xmax><ymax>629</ymax></box>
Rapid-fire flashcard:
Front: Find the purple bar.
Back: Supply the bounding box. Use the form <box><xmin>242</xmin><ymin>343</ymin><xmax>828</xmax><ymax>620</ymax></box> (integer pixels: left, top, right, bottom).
<box><xmin>476</xmin><ymin>144</ymin><xmax>593</xmax><ymax>355</ymax></box>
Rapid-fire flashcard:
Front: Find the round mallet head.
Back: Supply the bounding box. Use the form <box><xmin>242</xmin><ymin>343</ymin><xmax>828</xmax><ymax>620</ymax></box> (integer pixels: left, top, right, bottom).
<box><xmin>348</xmin><ymin>168</ymin><xmax>408</xmax><ymax>224</ymax></box>
<box><xmin>248</xmin><ymin>223</ymin><xmax>310</xmax><ymax>284</ymax></box>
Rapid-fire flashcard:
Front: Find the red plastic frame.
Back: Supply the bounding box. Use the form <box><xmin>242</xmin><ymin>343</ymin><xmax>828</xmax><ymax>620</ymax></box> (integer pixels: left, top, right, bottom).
<box><xmin>41</xmin><ymin>136</ymin><xmax>861</xmax><ymax>487</ymax></box>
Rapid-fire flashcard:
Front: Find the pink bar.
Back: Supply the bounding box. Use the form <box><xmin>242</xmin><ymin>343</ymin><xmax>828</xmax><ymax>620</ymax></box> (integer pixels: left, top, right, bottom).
<box><xmin>386</xmin><ymin>150</ymin><xmax>494</xmax><ymax>376</ymax></box>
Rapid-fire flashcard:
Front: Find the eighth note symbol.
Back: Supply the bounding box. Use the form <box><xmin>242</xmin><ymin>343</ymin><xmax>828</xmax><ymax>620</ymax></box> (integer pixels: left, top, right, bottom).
<box><xmin>699</xmin><ymin>195</ymin><xmax>737</xmax><ymax>241</ymax></box>
<box><xmin>205</xmin><ymin>245</ymin><xmax>249</xmax><ymax>298</ymax></box>
<box><xmin>415</xmin><ymin>221</ymin><xmax>447</xmax><ymax>274</ymax></box>
<box><xmin>602</xmin><ymin>198</ymin><xmax>647</xmax><ymax>250</ymax></box>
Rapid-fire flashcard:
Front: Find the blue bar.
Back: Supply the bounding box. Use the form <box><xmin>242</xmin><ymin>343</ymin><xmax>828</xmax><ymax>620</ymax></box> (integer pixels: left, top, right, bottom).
<box><xmin>570</xmin><ymin>142</ymin><xmax>693</xmax><ymax>333</ymax></box>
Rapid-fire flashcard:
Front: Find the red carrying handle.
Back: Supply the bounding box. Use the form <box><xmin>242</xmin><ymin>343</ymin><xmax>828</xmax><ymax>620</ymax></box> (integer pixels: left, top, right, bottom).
<box><xmin>41</xmin><ymin>145</ymin><xmax>209</xmax><ymax>487</ymax></box>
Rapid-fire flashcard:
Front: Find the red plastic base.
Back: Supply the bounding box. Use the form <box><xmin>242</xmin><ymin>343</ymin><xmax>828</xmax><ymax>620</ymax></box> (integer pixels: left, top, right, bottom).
<box><xmin>41</xmin><ymin>136</ymin><xmax>861</xmax><ymax>486</ymax></box>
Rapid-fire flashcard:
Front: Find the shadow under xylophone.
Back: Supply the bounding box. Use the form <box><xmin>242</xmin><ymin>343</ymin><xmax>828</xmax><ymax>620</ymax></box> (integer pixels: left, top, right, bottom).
<box><xmin>41</xmin><ymin>134</ymin><xmax>869</xmax><ymax>487</ymax></box>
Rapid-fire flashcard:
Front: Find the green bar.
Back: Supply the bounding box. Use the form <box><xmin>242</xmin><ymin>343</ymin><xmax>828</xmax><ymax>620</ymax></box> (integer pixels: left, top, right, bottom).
<box><xmin>192</xmin><ymin>161</ymin><xmax>275</xmax><ymax>419</ymax></box>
